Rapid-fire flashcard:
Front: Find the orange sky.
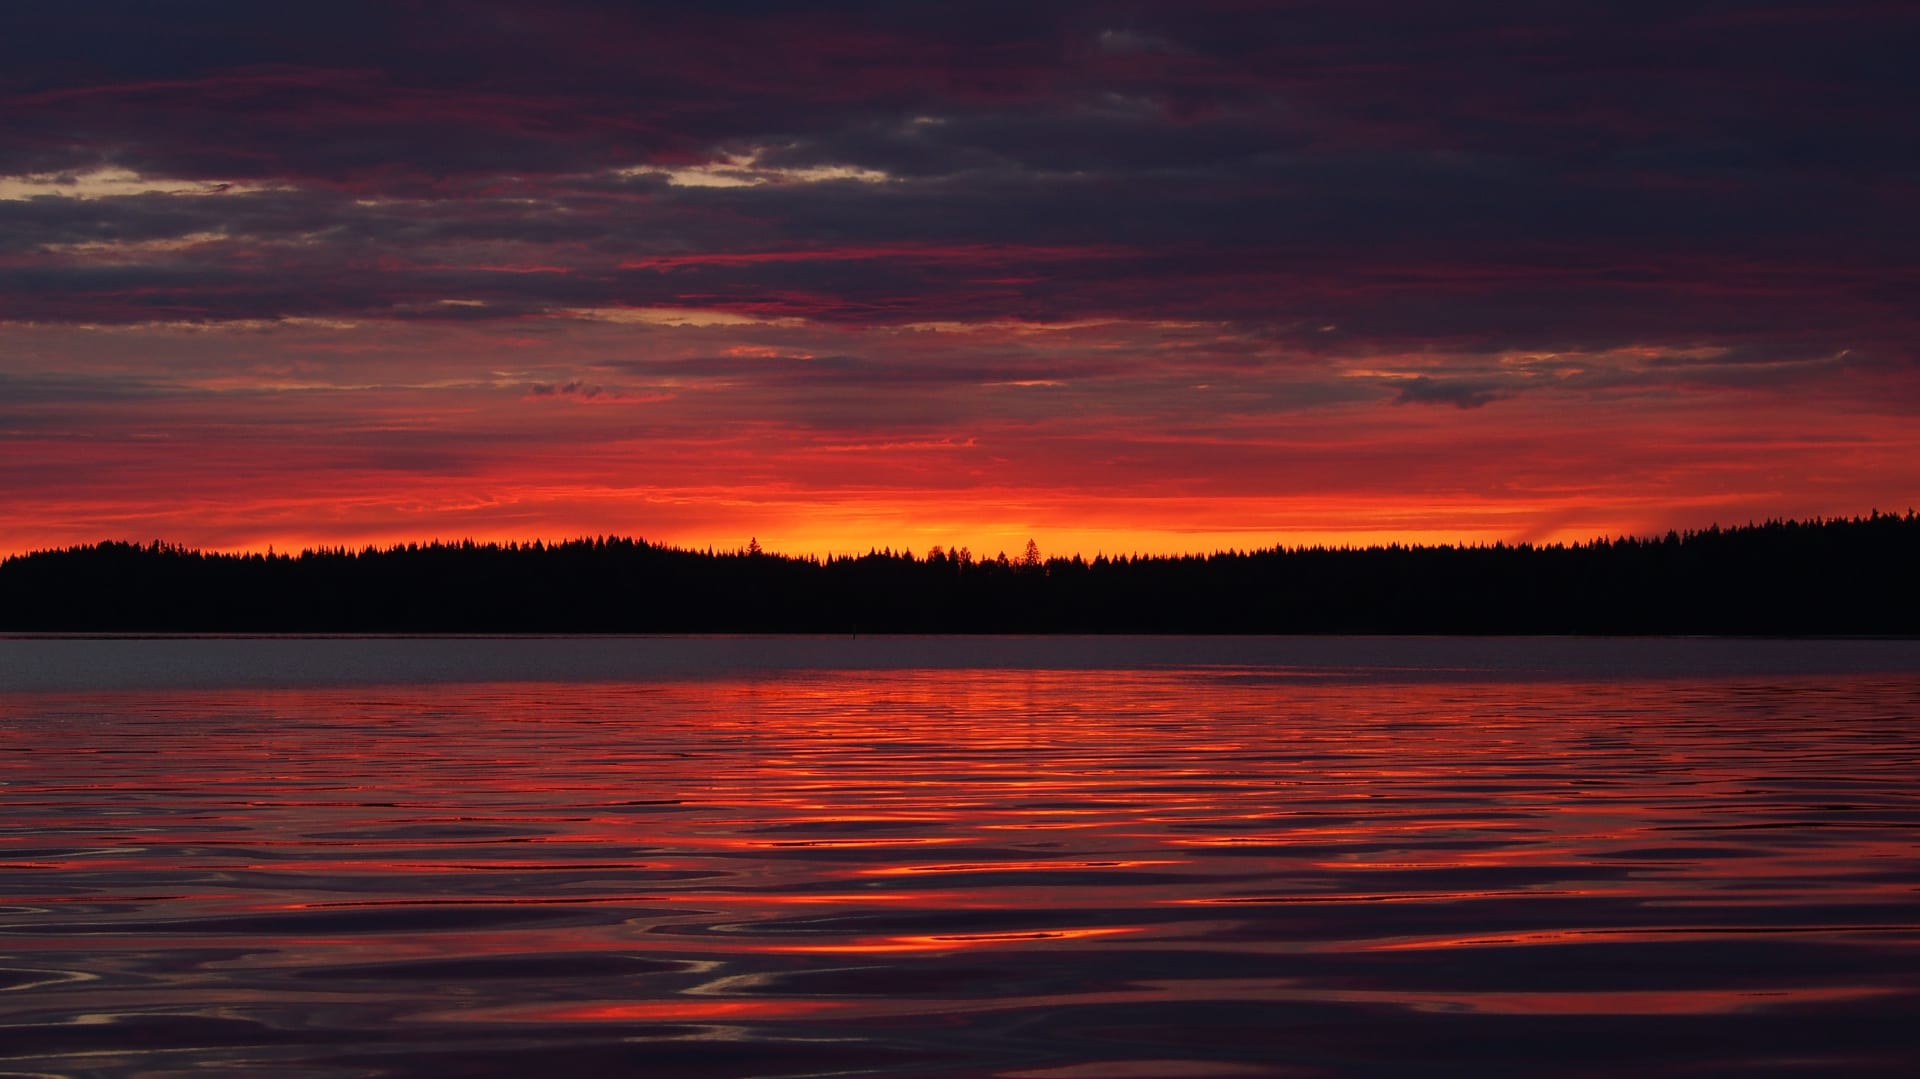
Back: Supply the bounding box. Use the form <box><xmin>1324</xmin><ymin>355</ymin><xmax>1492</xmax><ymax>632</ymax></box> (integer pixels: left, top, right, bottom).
<box><xmin>4</xmin><ymin>317</ymin><xmax>1915</xmax><ymax>559</ymax></box>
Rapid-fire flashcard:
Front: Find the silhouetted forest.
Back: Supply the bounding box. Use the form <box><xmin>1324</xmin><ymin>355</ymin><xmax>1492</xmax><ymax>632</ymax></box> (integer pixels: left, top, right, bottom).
<box><xmin>2</xmin><ymin>512</ymin><xmax>1916</xmax><ymax>634</ymax></box>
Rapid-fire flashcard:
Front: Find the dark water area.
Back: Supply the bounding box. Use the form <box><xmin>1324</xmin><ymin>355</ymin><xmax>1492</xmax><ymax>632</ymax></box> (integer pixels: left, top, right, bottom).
<box><xmin>2</xmin><ymin>637</ymin><xmax>1919</xmax><ymax>1077</ymax></box>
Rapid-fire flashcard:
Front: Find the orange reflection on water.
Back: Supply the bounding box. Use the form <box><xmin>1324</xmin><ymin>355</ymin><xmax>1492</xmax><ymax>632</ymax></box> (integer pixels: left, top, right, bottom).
<box><xmin>863</xmin><ymin>859</ymin><xmax>1182</xmax><ymax>876</ymax></box>
<box><xmin>423</xmin><ymin>972</ymin><xmax>1894</xmax><ymax>1035</ymax></box>
<box><xmin>763</xmin><ymin>925</ymin><xmax>1144</xmax><ymax>955</ymax></box>
<box><xmin>5</xmin><ymin>654</ymin><xmax>1920</xmax><ymax>1077</ymax></box>
<box><xmin>475</xmin><ymin>998</ymin><xmax>844</xmax><ymax>1023</ymax></box>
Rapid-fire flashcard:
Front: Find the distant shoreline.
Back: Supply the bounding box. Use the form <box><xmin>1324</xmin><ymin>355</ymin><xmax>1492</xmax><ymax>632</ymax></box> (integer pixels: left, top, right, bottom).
<box><xmin>3</xmin><ymin>632</ymin><xmax>1919</xmax><ymax>641</ymax></box>
<box><xmin>3</xmin><ymin>513</ymin><xmax>1916</xmax><ymax>635</ymax></box>
<box><xmin>5</xmin><ymin>635</ymin><xmax>1919</xmax><ymax>696</ymax></box>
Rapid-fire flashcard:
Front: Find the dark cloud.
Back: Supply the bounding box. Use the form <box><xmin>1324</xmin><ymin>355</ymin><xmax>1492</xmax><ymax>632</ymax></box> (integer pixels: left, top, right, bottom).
<box><xmin>0</xmin><ymin>0</ymin><xmax>1912</xmax><ymax>373</ymax></box>
<box><xmin>1390</xmin><ymin>377</ymin><xmax>1508</xmax><ymax>410</ymax></box>
<box><xmin>0</xmin><ymin>371</ymin><xmax>186</xmax><ymax>407</ymax></box>
<box><xmin>594</xmin><ymin>352</ymin><xmax>1121</xmax><ymax>389</ymax></box>
<box><xmin>525</xmin><ymin>380</ymin><xmax>604</xmax><ymax>399</ymax></box>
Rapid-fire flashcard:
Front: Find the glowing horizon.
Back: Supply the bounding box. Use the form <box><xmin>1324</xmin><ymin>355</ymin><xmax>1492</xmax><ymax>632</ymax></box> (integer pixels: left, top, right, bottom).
<box><xmin>4</xmin><ymin>5</ymin><xmax>1915</xmax><ymax>557</ymax></box>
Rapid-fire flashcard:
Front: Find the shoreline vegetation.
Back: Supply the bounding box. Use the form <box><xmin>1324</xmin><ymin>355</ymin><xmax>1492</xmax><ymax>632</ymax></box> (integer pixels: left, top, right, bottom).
<box><xmin>2</xmin><ymin>512</ymin><xmax>1915</xmax><ymax>634</ymax></box>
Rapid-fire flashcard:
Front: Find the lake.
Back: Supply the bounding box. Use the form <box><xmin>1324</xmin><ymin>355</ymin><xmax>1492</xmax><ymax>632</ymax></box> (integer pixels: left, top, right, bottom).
<box><xmin>3</xmin><ymin>636</ymin><xmax>1919</xmax><ymax>1077</ymax></box>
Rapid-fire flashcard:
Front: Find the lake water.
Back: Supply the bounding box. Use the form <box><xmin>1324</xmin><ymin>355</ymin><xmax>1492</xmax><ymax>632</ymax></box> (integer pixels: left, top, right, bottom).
<box><xmin>3</xmin><ymin>636</ymin><xmax>1919</xmax><ymax>1077</ymax></box>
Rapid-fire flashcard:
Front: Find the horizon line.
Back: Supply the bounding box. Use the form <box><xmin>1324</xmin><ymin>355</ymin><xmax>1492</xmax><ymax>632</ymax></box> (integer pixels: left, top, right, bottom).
<box><xmin>7</xmin><ymin>509</ymin><xmax>1914</xmax><ymax>565</ymax></box>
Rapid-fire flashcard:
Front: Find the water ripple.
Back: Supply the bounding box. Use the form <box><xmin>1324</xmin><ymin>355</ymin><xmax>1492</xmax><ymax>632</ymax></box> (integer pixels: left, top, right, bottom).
<box><xmin>2</xmin><ymin>642</ymin><xmax>1918</xmax><ymax>1076</ymax></box>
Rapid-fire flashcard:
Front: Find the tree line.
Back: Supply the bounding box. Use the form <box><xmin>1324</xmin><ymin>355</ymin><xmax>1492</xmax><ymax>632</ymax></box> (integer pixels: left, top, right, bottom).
<box><xmin>1</xmin><ymin>512</ymin><xmax>1915</xmax><ymax>634</ymax></box>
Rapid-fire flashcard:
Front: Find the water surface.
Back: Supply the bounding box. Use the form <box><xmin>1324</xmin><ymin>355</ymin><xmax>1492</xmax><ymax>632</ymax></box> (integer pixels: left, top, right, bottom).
<box><xmin>3</xmin><ymin>637</ymin><xmax>1918</xmax><ymax>1076</ymax></box>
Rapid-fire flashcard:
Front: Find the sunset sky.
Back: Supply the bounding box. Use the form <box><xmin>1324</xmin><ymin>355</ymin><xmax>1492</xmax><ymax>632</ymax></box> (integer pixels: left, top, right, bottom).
<box><xmin>4</xmin><ymin>1</ymin><xmax>1916</xmax><ymax>558</ymax></box>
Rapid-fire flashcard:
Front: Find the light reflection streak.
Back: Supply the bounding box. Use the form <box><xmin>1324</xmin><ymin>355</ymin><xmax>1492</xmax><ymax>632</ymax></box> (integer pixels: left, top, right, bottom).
<box><xmin>865</xmin><ymin>860</ymin><xmax>1182</xmax><ymax>875</ymax></box>
<box><xmin>762</xmin><ymin>926</ymin><xmax>1145</xmax><ymax>955</ymax></box>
